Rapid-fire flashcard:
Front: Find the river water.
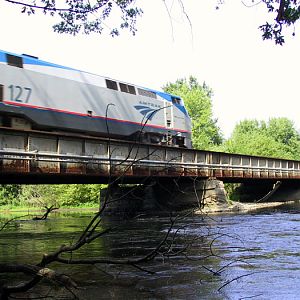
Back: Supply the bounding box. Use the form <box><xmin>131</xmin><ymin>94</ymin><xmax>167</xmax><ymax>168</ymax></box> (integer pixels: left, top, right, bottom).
<box><xmin>1</xmin><ymin>202</ymin><xmax>300</xmax><ymax>299</ymax></box>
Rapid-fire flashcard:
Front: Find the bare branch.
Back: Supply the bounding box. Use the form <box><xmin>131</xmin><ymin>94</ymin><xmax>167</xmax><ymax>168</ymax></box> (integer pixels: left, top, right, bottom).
<box><xmin>218</xmin><ymin>272</ymin><xmax>259</xmax><ymax>291</ymax></box>
<box><xmin>32</xmin><ymin>205</ymin><xmax>58</xmax><ymax>220</ymax></box>
<box><xmin>0</xmin><ymin>214</ymin><xmax>30</xmax><ymax>231</ymax></box>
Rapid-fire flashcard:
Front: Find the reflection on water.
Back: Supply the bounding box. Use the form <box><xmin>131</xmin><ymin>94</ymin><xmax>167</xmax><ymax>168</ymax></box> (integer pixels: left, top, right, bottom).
<box><xmin>1</xmin><ymin>202</ymin><xmax>300</xmax><ymax>299</ymax></box>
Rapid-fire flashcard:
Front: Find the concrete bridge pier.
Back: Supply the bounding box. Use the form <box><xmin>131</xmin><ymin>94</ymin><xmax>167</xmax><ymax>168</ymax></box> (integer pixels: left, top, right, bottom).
<box><xmin>101</xmin><ymin>178</ymin><xmax>228</xmax><ymax>216</ymax></box>
<box><xmin>100</xmin><ymin>183</ymin><xmax>159</xmax><ymax>217</ymax></box>
<box><xmin>152</xmin><ymin>178</ymin><xmax>228</xmax><ymax>211</ymax></box>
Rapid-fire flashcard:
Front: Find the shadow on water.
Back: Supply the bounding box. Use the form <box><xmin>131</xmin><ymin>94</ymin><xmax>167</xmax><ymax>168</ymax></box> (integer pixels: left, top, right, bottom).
<box><xmin>1</xmin><ymin>202</ymin><xmax>300</xmax><ymax>299</ymax></box>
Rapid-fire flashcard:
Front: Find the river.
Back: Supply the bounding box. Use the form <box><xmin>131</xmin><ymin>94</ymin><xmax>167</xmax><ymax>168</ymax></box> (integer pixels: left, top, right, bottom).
<box><xmin>1</xmin><ymin>202</ymin><xmax>300</xmax><ymax>299</ymax></box>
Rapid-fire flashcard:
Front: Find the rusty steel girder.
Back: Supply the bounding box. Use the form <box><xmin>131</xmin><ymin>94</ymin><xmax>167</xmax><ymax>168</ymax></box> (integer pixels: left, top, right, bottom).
<box><xmin>1</xmin><ymin>127</ymin><xmax>300</xmax><ymax>183</ymax></box>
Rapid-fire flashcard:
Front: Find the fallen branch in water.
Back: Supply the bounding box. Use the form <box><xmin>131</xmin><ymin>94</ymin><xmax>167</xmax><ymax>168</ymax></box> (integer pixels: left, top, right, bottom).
<box><xmin>0</xmin><ymin>214</ymin><xmax>30</xmax><ymax>231</ymax></box>
<box><xmin>32</xmin><ymin>205</ymin><xmax>58</xmax><ymax>220</ymax></box>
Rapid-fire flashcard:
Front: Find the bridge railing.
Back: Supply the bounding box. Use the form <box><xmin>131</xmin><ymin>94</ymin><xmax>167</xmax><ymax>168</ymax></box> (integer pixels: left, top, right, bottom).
<box><xmin>1</xmin><ymin>128</ymin><xmax>300</xmax><ymax>180</ymax></box>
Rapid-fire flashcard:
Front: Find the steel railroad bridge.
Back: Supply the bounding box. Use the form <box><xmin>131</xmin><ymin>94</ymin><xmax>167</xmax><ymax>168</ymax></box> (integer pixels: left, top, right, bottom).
<box><xmin>1</xmin><ymin>127</ymin><xmax>300</xmax><ymax>185</ymax></box>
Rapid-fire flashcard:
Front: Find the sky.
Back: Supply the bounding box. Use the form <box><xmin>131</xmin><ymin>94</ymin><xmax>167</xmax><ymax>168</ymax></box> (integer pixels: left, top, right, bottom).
<box><xmin>0</xmin><ymin>0</ymin><xmax>299</xmax><ymax>138</ymax></box>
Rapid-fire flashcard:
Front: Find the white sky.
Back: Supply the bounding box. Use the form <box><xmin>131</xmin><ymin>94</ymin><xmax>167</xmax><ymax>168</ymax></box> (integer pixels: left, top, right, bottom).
<box><xmin>1</xmin><ymin>0</ymin><xmax>299</xmax><ymax>138</ymax></box>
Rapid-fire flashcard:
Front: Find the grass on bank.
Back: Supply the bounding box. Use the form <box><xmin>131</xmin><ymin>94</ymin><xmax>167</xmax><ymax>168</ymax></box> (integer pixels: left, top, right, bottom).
<box><xmin>0</xmin><ymin>202</ymin><xmax>100</xmax><ymax>212</ymax></box>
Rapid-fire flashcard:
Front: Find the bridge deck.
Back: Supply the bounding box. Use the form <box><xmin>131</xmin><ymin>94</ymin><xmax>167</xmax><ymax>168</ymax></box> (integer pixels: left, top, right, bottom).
<box><xmin>1</xmin><ymin>128</ymin><xmax>300</xmax><ymax>183</ymax></box>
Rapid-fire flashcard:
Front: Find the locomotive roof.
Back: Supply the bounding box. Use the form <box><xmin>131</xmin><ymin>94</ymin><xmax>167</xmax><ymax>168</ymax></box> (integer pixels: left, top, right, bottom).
<box><xmin>0</xmin><ymin>49</ymin><xmax>188</xmax><ymax>113</ymax></box>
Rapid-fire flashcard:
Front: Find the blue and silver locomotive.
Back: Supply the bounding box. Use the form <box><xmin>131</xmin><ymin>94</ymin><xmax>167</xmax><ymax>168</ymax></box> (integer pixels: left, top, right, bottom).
<box><xmin>0</xmin><ymin>50</ymin><xmax>192</xmax><ymax>148</ymax></box>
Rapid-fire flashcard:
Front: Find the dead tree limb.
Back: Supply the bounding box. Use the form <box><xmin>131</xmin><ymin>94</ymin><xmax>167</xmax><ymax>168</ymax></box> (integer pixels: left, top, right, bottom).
<box><xmin>32</xmin><ymin>205</ymin><xmax>58</xmax><ymax>220</ymax></box>
<box><xmin>0</xmin><ymin>214</ymin><xmax>30</xmax><ymax>231</ymax></box>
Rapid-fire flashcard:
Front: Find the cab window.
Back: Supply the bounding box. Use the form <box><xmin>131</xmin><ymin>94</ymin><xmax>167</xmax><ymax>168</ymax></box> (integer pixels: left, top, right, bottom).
<box><xmin>172</xmin><ymin>97</ymin><xmax>182</xmax><ymax>105</ymax></box>
<box><xmin>6</xmin><ymin>54</ymin><xmax>23</xmax><ymax>68</ymax></box>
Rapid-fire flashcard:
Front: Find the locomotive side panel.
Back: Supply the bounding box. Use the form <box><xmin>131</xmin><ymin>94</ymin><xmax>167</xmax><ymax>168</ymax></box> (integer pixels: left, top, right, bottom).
<box><xmin>0</xmin><ymin>50</ymin><xmax>192</xmax><ymax>147</ymax></box>
<box><xmin>0</xmin><ymin>64</ymin><xmax>168</xmax><ymax>137</ymax></box>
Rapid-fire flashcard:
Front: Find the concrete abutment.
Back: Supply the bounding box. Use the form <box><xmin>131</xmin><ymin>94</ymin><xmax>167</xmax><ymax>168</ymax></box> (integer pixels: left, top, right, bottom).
<box><xmin>101</xmin><ymin>178</ymin><xmax>228</xmax><ymax>216</ymax></box>
<box><xmin>100</xmin><ymin>179</ymin><xmax>300</xmax><ymax>216</ymax></box>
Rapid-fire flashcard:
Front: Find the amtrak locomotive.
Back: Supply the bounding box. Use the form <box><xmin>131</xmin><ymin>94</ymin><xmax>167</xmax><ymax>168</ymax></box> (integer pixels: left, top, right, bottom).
<box><xmin>0</xmin><ymin>50</ymin><xmax>192</xmax><ymax>148</ymax></box>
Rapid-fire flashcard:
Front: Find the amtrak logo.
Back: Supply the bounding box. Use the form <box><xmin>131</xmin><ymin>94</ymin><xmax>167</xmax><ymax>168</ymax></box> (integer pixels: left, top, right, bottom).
<box><xmin>134</xmin><ymin>105</ymin><xmax>159</xmax><ymax>121</ymax></box>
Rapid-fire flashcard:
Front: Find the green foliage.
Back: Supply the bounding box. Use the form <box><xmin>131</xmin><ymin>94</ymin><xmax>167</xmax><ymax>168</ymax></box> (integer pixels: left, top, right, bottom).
<box><xmin>0</xmin><ymin>184</ymin><xmax>103</xmax><ymax>208</ymax></box>
<box><xmin>216</xmin><ymin>0</ymin><xmax>300</xmax><ymax>44</ymax></box>
<box><xmin>163</xmin><ymin>76</ymin><xmax>223</xmax><ymax>150</ymax></box>
<box><xmin>221</xmin><ymin>117</ymin><xmax>300</xmax><ymax>159</ymax></box>
<box><xmin>224</xmin><ymin>183</ymin><xmax>241</xmax><ymax>202</ymax></box>
<box><xmin>259</xmin><ymin>0</ymin><xmax>300</xmax><ymax>44</ymax></box>
<box><xmin>7</xmin><ymin>0</ymin><xmax>143</xmax><ymax>36</ymax></box>
<box><xmin>7</xmin><ymin>1</ymin><xmax>300</xmax><ymax>43</ymax></box>
<box><xmin>0</xmin><ymin>185</ymin><xmax>21</xmax><ymax>206</ymax></box>
<box><xmin>20</xmin><ymin>185</ymin><xmax>61</xmax><ymax>207</ymax></box>
<box><xmin>57</xmin><ymin>184</ymin><xmax>102</xmax><ymax>206</ymax></box>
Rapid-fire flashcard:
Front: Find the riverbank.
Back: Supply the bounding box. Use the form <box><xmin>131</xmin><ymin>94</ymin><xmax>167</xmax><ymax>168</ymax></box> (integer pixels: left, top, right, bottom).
<box><xmin>0</xmin><ymin>205</ymin><xmax>99</xmax><ymax>219</ymax></box>
<box><xmin>201</xmin><ymin>200</ymin><xmax>299</xmax><ymax>214</ymax></box>
<box><xmin>1</xmin><ymin>201</ymin><xmax>297</xmax><ymax>217</ymax></box>
<box><xmin>0</xmin><ymin>204</ymin><xmax>99</xmax><ymax>212</ymax></box>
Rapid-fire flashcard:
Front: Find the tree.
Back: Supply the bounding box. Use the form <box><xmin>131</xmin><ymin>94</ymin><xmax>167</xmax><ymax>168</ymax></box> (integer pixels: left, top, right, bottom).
<box><xmin>267</xmin><ymin>117</ymin><xmax>299</xmax><ymax>145</ymax></box>
<box><xmin>217</xmin><ymin>0</ymin><xmax>300</xmax><ymax>44</ymax></box>
<box><xmin>4</xmin><ymin>0</ymin><xmax>300</xmax><ymax>43</ymax></box>
<box><xmin>4</xmin><ymin>0</ymin><xmax>143</xmax><ymax>36</ymax></box>
<box><xmin>20</xmin><ymin>185</ymin><xmax>61</xmax><ymax>207</ymax></box>
<box><xmin>0</xmin><ymin>185</ymin><xmax>21</xmax><ymax>206</ymax></box>
<box><xmin>221</xmin><ymin>117</ymin><xmax>300</xmax><ymax>159</ymax></box>
<box><xmin>258</xmin><ymin>0</ymin><xmax>300</xmax><ymax>44</ymax></box>
<box><xmin>163</xmin><ymin>76</ymin><xmax>223</xmax><ymax>150</ymax></box>
<box><xmin>0</xmin><ymin>184</ymin><xmax>103</xmax><ymax>208</ymax></box>
<box><xmin>57</xmin><ymin>184</ymin><xmax>103</xmax><ymax>206</ymax></box>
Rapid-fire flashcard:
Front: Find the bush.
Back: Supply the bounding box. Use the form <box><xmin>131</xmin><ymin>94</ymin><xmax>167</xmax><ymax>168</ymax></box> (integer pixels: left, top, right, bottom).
<box><xmin>0</xmin><ymin>184</ymin><xmax>104</xmax><ymax>208</ymax></box>
<box><xmin>0</xmin><ymin>185</ymin><xmax>22</xmax><ymax>206</ymax></box>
